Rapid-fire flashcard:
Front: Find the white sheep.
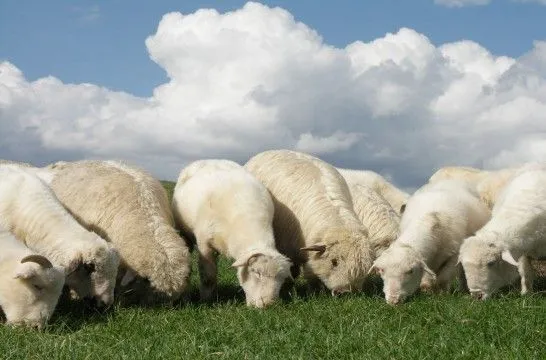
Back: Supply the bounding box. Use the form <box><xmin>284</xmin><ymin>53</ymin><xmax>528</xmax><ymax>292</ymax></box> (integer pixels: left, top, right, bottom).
<box><xmin>45</xmin><ymin>160</ymin><xmax>191</xmax><ymax>305</ymax></box>
<box><xmin>0</xmin><ymin>226</ymin><xmax>65</xmax><ymax>329</ymax></box>
<box><xmin>459</xmin><ymin>166</ymin><xmax>546</xmax><ymax>300</ymax></box>
<box><xmin>0</xmin><ymin>165</ymin><xmax>120</xmax><ymax>307</ymax></box>
<box><xmin>337</xmin><ymin>168</ymin><xmax>410</xmax><ymax>215</ymax></box>
<box><xmin>172</xmin><ymin>159</ymin><xmax>292</xmax><ymax>308</ymax></box>
<box><xmin>347</xmin><ymin>183</ymin><xmax>400</xmax><ymax>258</ymax></box>
<box><xmin>370</xmin><ymin>180</ymin><xmax>491</xmax><ymax>305</ymax></box>
<box><xmin>245</xmin><ymin>150</ymin><xmax>373</xmax><ymax>295</ymax></box>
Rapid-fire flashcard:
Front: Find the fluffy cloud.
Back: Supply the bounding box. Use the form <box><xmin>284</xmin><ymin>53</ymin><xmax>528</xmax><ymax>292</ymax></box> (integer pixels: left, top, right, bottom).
<box><xmin>434</xmin><ymin>0</ymin><xmax>490</xmax><ymax>7</ymax></box>
<box><xmin>1</xmin><ymin>2</ymin><xmax>545</xmax><ymax>189</ymax></box>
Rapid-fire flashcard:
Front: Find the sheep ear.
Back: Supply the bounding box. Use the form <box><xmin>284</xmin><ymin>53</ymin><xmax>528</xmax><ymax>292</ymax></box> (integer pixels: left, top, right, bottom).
<box><xmin>420</xmin><ymin>261</ymin><xmax>437</xmax><ymax>280</ymax></box>
<box><xmin>501</xmin><ymin>250</ymin><xmax>518</xmax><ymax>267</ymax></box>
<box><xmin>232</xmin><ymin>253</ymin><xmax>263</xmax><ymax>268</ymax></box>
<box><xmin>399</xmin><ymin>204</ymin><xmax>406</xmax><ymax>214</ymax></box>
<box><xmin>300</xmin><ymin>244</ymin><xmax>327</xmax><ymax>255</ymax></box>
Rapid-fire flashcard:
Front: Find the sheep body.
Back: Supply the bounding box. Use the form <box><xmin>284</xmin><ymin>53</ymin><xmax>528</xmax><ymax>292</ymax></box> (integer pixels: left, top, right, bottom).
<box><xmin>245</xmin><ymin>150</ymin><xmax>372</xmax><ymax>295</ymax></box>
<box><xmin>428</xmin><ymin>165</ymin><xmax>520</xmax><ymax>210</ymax></box>
<box><xmin>46</xmin><ymin>160</ymin><xmax>191</xmax><ymax>304</ymax></box>
<box><xmin>337</xmin><ymin>168</ymin><xmax>410</xmax><ymax>214</ymax></box>
<box><xmin>348</xmin><ymin>183</ymin><xmax>400</xmax><ymax>258</ymax></box>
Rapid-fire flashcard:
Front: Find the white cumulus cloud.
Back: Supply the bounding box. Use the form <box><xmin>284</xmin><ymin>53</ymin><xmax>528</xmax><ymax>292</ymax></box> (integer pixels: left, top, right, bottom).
<box><xmin>1</xmin><ymin>2</ymin><xmax>545</xmax><ymax>189</ymax></box>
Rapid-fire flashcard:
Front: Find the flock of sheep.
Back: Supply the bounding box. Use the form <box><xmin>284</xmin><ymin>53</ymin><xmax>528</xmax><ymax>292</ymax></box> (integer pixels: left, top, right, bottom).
<box><xmin>0</xmin><ymin>149</ymin><xmax>544</xmax><ymax>330</ymax></box>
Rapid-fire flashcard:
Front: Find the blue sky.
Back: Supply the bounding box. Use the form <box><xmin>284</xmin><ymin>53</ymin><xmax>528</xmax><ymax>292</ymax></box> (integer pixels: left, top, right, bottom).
<box><xmin>1</xmin><ymin>0</ymin><xmax>545</xmax><ymax>96</ymax></box>
<box><xmin>1</xmin><ymin>1</ymin><xmax>545</xmax><ymax>186</ymax></box>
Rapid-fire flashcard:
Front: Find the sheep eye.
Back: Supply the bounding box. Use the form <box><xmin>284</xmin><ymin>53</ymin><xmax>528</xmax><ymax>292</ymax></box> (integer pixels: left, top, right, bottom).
<box><xmin>33</xmin><ymin>284</ymin><xmax>43</xmax><ymax>291</ymax></box>
<box><xmin>486</xmin><ymin>260</ymin><xmax>496</xmax><ymax>267</ymax></box>
<box><xmin>405</xmin><ymin>269</ymin><xmax>414</xmax><ymax>275</ymax></box>
<box><xmin>331</xmin><ymin>259</ymin><xmax>338</xmax><ymax>267</ymax></box>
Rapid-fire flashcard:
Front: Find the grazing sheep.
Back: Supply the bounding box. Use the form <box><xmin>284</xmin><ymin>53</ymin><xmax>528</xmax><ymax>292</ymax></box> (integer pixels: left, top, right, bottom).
<box><xmin>459</xmin><ymin>167</ymin><xmax>546</xmax><ymax>300</ymax></box>
<box><xmin>337</xmin><ymin>168</ymin><xmax>410</xmax><ymax>215</ymax></box>
<box><xmin>245</xmin><ymin>150</ymin><xmax>373</xmax><ymax>295</ymax></box>
<box><xmin>172</xmin><ymin>159</ymin><xmax>292</xmax><ymax>308</ymax></box>
<box><xmin>0</xmin><ymin>165</ymin><xmax>120</xmax><ymax>307</ymax></box>
<box><xmin>347</xmin><ymin>183</ymin><xmax>400</xmax><ymax>258</ymax></box>
<box><xmin>0</xmin><ymin>227</ymin><xmax>65</xmax><ymax>329</ymax></box>
<box><xmin>370</xmin><ymin>180</ymin><xmax>491</xmax><ymax>305</ymax></box>
<box><xmin>46</xmin><ymin>160</ymin><xmax>191</xmax><ymax>305</ymax></box>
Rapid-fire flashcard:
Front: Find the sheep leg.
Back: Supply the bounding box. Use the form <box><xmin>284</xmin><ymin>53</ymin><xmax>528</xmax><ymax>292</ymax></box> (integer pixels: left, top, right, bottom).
<box><xmin>456</xmin><ymin>263</ymin><xmax>468</xmax><ymax>293</ymax></box>
<box><xmin>302</xmin><ymin>264</ymin><xmax>326</xmax><ymax>294</ymax></box>
<box><xmin>434</xmin><ymin>256</ymin><xmax>459</xmax><ymax>293</ymax></box>
<box><xmin>518</xmin><ymin>256</ymin><xmax>534</xmax><ymax>295</ymax></box>
<box><xmin>198</xmin><ymin>246</ymin><xmax>218</xmax><ymax>302</ymax></box>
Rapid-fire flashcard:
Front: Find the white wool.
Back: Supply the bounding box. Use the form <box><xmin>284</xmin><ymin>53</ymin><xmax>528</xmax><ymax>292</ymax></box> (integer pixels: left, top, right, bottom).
<box><xmin>372</xmin><ymin>179</ymin><xmax>491</xmax><ymax>305</ymax></box>
<box><xmin>337</xmin><ymin>168</ymin><xmax>410</xmax><ymax>214</ymax></box>
<box><xmin>459</xmin><ymin>166</ymin><xmax>546</xmax><ymax>299</ymax></box>
<box><xmin>0</xmin><ymin>226</ymin><xmax>65</xmax><ymax>329</ymax></box>
<box><xmin>0</xmin><ymin>165</ymin><xmax>119</xmax><ymax>306</ymax></box>
<box><xmin>172</xmin><ymin>159</ymin><xmax>292</xmax><ymax>308</ymax></box>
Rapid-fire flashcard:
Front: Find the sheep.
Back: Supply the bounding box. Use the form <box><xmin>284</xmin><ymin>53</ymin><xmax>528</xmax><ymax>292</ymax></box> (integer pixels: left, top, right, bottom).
<box><xmin>458</xmin><ymin>167</ymin><xmax>546</xmax><ymax>300</ymax></box>
<box><xmin>337</xmin><ymin>168</ymin><xmax>410</xmax><ymax>215</ymax></box>
<box><xmin>369</xmin><ymin>180</ymin><xmax>491</xmax><ymax>305</ymax></box>
<box><xmin>0</xmin><ymin>165</ymin><xmax>120</xmax><ymax>307</ymax></box>
<box><xmin>0</xmin><ymin>226</ymin><xmax>65</xmax><ymax>329</ymax></box>
<box><xmin>244</xmin><ymin>150</ymin><xmax>373</xmax><ymax>295</ymax></box>
<box><xmin>171</xmin><ymin>159</ymin><xmax>292</xmax><ymax>308</ymax></box>
<box><xmin>45</xmin><ymin>160</ymin><xmax>191</xmax><ymax>305</ymax></box>
<box><xmin>347</xmin><ymin>183</ymin><xmax>400</xmax><ymax>258</ymax></box>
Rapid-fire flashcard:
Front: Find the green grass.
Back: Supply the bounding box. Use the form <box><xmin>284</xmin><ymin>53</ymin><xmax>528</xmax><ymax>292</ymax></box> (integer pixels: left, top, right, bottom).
<box><xmin>1</xmin><ymin>182</ymin><xmax>544</xmax><ymax>359</ymax></box>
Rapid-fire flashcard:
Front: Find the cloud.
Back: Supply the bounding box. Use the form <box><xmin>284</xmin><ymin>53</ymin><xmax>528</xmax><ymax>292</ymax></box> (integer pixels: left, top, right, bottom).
<box><xmin>1</xmin><ymin>2</ymin><xmax>545</xmax><ymax>189</ymax></box>
<box><xmin>434</xmin><ymin>0</ymin><xmax>491</xmax><ymax>7</ymax></box>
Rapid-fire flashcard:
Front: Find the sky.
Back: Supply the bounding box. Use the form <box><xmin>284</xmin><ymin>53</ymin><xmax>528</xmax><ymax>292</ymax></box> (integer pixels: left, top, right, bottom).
<box><xmin>1</xmin><ymin>0</ymin><xmax>545</xmax><ymax>190</ymax></box>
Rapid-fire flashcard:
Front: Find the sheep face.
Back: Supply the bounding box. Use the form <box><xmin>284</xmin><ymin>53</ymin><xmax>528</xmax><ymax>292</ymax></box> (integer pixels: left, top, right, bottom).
<box><xmin>233</xmin><ymin>252</ymin><xmax>292</xmax><ymax>309</ymax></box>
<box><xmin>0</xmin><ymin>257</ymin><xmax>65</xmax><ymax>329</ymax></box>
<box><xmin>459</xmin><ymin>237</ymin><xmax>519</xmax><ymax>300</ymax></box>
<box><xmin>301</xmin><ymin>236</ymin><xmax>370</xmax><ymax>295</ymax></box>
<box><xmin>66</xmin><ymin>243</ymin><xmax>120</xmax><ymax>307</ymax></box>
<box><xmin>371</xmin><ymin>245</ymin><xmax>435</xmax><ymax>305</ymax></box>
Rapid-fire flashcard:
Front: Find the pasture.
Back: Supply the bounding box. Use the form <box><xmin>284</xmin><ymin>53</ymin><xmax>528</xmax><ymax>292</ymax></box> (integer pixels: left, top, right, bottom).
<box><xmin>0</xmin><ymin>181</ymin><xmax>544</xmax><ymax>360</ymax></box>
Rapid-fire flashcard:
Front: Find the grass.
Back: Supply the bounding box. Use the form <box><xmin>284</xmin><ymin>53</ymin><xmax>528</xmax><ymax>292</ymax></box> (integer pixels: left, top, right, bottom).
<box><xmin>0</xmin><ymin>182</ymin><xmax>544</xmax><ymax>360</ymax></box>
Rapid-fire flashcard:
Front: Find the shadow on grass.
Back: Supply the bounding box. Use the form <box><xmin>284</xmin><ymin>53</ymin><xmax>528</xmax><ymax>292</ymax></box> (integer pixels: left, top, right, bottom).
<box><xmin>47</xmin><ymin>291</ymin><xmax>116</xmax><ymax>333</ymax></box>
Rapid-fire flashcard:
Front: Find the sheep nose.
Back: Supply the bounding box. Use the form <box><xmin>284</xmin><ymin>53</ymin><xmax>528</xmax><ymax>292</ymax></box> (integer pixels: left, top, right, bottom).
<box><xmin>331</xmin><ymin>288</ymin><xmax>350</xmax><ymax>297</ymax></box>
<box><xmin>387</xmin><ymin>296</ymin><xmax>402</xmax><ymax>305</ymax></box>
<box><xmin>471</xmin><ymin>291</ymin><xmax>485</xmax><ymax>300</ymax></box>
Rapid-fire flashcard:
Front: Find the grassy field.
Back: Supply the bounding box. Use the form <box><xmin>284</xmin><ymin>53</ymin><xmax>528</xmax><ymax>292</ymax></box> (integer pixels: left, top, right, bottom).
<box><xmin>0</xmin><ymin>182</ymin><xmax>544</xmax><ymax>359</ymax></box>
